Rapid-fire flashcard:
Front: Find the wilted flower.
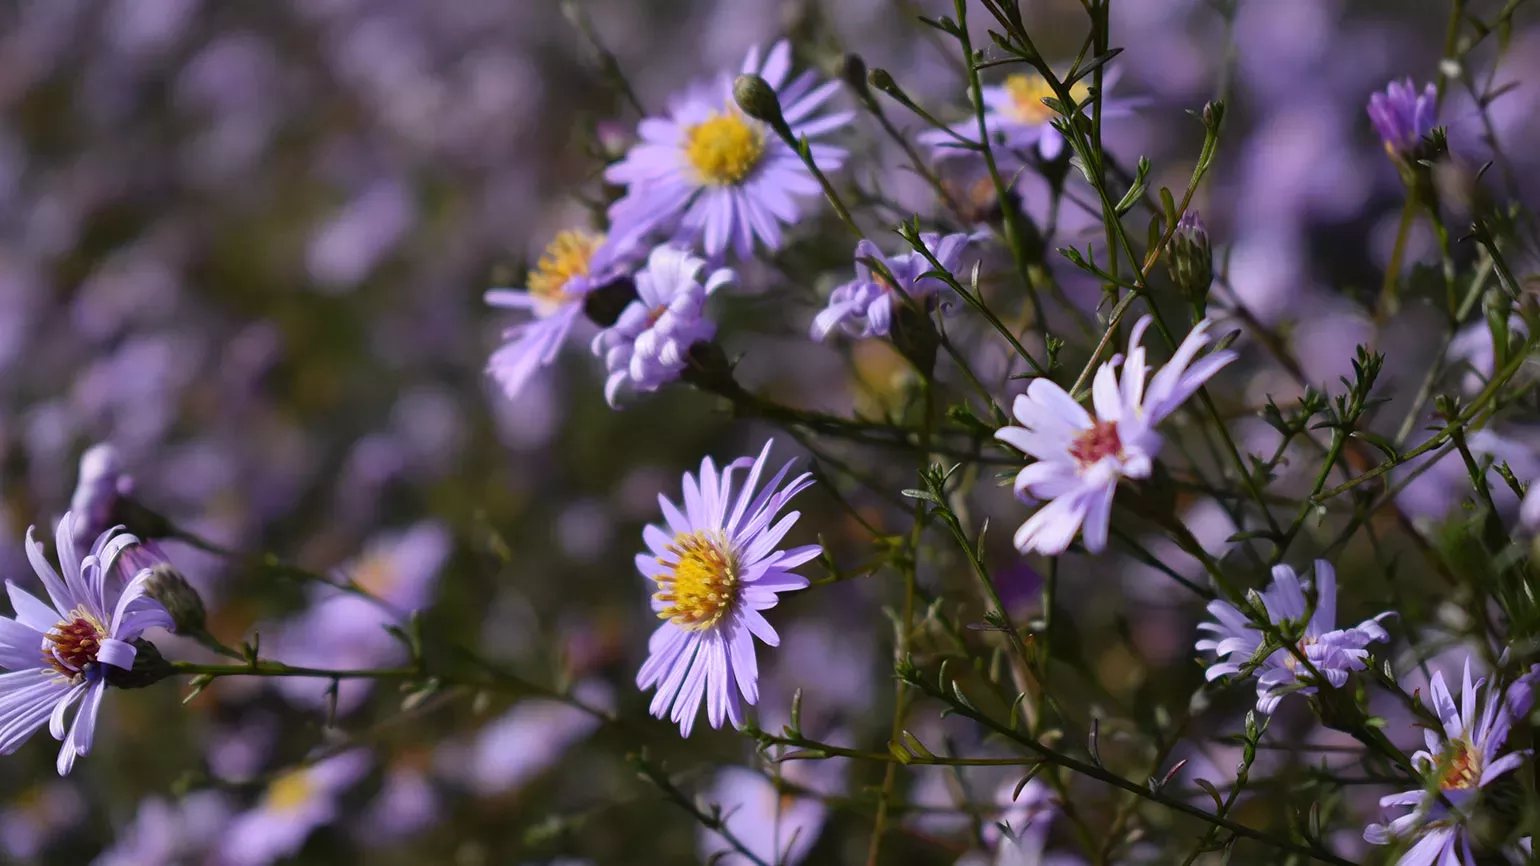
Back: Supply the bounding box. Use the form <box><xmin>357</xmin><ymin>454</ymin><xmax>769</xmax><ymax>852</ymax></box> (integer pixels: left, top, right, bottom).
<box><xmin>605</xmin><ymin>41</ymin><xmax>851</xmax><ymax>260</ymax></box>
<box><xmin>1364</xmin><ymin>659</ymin><xmax>1536</xmax><ymax>863</ymax></box>
<box><xmin>922</xmin><ymin>67</ymin><xmax>1137</xmax><ymax>165</ymax></box>
<box><xmin>636</xmin><ymin>440</ymin><xmax>819</xmax><ymax>736</ymax></box>
<box><xmin>220</xmin><ymin>750</ymin><xmax>371</xmax><ymax>866</ymax></box>
<box><xmin>486</xmin><ymin>230</ymin><xmax>626</xmax><ymax>402</ymax></box>
<box><xmin>811</xmin><ymin>232</ymin><xmax>973</xmax><ymax>341</ymax></box>
<box><xmin>1196</xmin><ymin>560</ymin><xmax>1392</xmax><ymax>713</ymax></box>
<box><xmin>1367</xmin><ymin>78</ymin><xmax>1437</xmax><ymax>159</ymax></box>
<box><xmin>592</xmin><ymin>245</ymin><xmax>732</xmax><ymax>406</ymax></box>
<box><xmin>995</xmin><ymin>315</ymin><xmax>1236</xmax><ymax>554</ymax></box>
<box><xmin>0</xmin><ymin>513</ymin><xmax>175</xmax><ymax>775</ymax></box>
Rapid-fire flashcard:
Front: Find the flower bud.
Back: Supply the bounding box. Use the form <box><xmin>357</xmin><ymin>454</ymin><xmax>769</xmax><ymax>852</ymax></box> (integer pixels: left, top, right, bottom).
<box><xmin>104</xmin><ymin>638</ymin><xmax>174</xmax><ymax>690</ymax></box>
<box><xmin>733</xmin><ymin>74</ymin><xmax>786</xmax><ymax>130</ymax></box>
<box><xmin>1165</xmin><ymin>210</ymin><xmax>1213</xmax><ymax>310</ymax></box>
<box><xmin>144</xmin><ymin>563</ymin><xmax>207</xmax><ymax>636</ymax></box>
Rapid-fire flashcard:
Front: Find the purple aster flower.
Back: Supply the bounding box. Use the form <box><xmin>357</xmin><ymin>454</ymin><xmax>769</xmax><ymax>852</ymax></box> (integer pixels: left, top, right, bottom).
<box><xmin>360</xmin><ymin>761</ymin><xmax>440</xmax><ymax>843</ymax></box>
<box><xmin>1196</xmin><ymin>560</ymin><xmax>1392</xmax><ymax>714</ymax></box>
<box><xmin>68</xmin><ymin>444</ymin><xmax>174</xmax><ymax>585</ymax></box>
<box><xmin>0</xmin><ymin>782</ymin><xmax>83</xmax><ymax>861</ymax></box>
<box><xmin>95</xmin><ymin>791</ymin><xmax>232</xmax><ymax>866</ymax></box>
<box><xmin>592</xmin><ymin>244</ymin><xmax>732</xmax><ymax>407</ymax></box>
<box><xmin>636</xmin><ymin>439</ymin><xmax>820</xmax><ymax>737</ymax></box>
<box><xmin>271</xmin><ymin>521</ymin><xmax>450</xmax><ymax>715</ymax></box>
<box><xmin>0</xmin><ymin>513</ymin><xmax>175</xmax><ymax>775</ymax></box>
<box><xmin>445</xmin><ymin>679</ymin><xmax>611</xmax><ymax>797</ymax></box>
<box><xmin>994</xmin><ymin>315</ymin><xmax>1236</xmax><ymax>555</ymax></box>
<box><xmin>697</xmin><ymin>760</ymin><xmax>841</xmax><ymax>866</ymax></box>
<box><xmin>605</xmin><ymin>40</ymin><xmax>852</xmax><ymax>260</ymax></box>
<box><xmin>220</xmin><ymin>750</ymin><xmax>371</xmax><ymax>866</ymax></box>
<box><xmin>1367</xmin><ymin>78</ymin><xmax>1438</xmax><ymax>158</ymax></box>
<box><xmin>811</xmin><ymin>232</ymin><xmax>973</xmax><ymax>341</ymax></box>
<box><xmin>921</xmin><ymin>67</ymin><xmax>1138</xmax><ymax>165</ymax></box>
<box><xmin>486</xmin><ymin>230</ymin><xmax>625</xmax><ymax>403</ymax></box>
<box><xmin>1365</xmin><ymin>659</ymin><xmax>1537</xmax><ymax>863</ymax></box>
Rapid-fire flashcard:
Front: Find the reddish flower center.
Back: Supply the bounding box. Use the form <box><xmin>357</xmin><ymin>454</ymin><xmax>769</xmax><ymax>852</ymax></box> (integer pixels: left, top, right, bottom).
<box><xmin>1069</xmin><ymin>420</ymin><xmax>1123</xmax><ymax>467</ymax></box>
<box><xmin>43</xmin><ymin>614</ymin><xmax>106</xmax><ymax>677</ymax></box>
<box><xmin>1439</xmin><ymin>739</ymin><xmax>1480</xmax><ymax>791</ymax></box>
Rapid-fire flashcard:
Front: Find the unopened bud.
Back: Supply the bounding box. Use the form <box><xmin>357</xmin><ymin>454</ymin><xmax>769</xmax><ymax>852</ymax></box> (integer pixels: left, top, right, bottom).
<box><xmin>105</xmin><ymin>638</ymin><xmax>174</xmax><ymax>690</ymax></box>
<box><xmin>733</xmin><ymin>74</ymin><xmax>785</xmax><ymax>130</ymax></box>
<box><xmin>1165</xmin><ymin>210</ymin><xmax>1213</xmax><ymax>309</ymax></box>
<box><xmin>144</xmin><ymin>564</ymin><xmax>207</xmax><ymax>636</ymax></box>
<box><xmin>841</xmin><ymin>54</ymin><xmax>871</xmax><ymax>102</ymax></box>
<box><xmin>867</xmin><ymin>68</ymin><xmax>898</xmax><ymax>96</ymax></box>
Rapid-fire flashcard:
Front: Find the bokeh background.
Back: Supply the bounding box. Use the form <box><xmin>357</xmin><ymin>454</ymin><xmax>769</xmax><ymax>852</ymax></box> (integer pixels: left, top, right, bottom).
<box><xmin>0</xmin><ymin>0</ymin><xmax>1536</xmax><ymax>863</ymax></box>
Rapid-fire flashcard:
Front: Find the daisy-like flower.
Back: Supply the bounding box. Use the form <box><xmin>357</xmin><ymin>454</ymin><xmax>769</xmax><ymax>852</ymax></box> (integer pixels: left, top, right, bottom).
<box><xmin>1367</xmin><ymin>78</ymin><xmax>1437</xmax><ymax>159</ymax></box>
<box><xmin>994</xmin><ymin>315</ymin><xmax>1236</xmax><ymax>555</ymax></box>
<box><xmin>0</xmin><ymin>513</ymin><xmax>175</xmax><ymax>775</ymax></box>
<box><xmin>811</xmin><ymin>232</ymin><xmax>973</xmax><ymax>341</ymax></box>
<box><xmin>592</xmin><ymin>244</ymin><xmax>732</xmax><ymax>406</ymax></box>
<box><xmin>605</xmin><ymin>40</ymin><xmax>852</xmax><ymax>260</ymax></box>
<box><xmin>221</xmin><ymin>750</ymin><xmax>371</xmax><ymax>866</ymax></box>
<box><xmin>1365</xmin><ymin>658</ymin><xmax>1537</xmax><ymax>864</ymax></box>
<box><xmin>485</xmin><ymin>230</ymin><xmax>626</xmax><ymax>402</ymax></box>
<box><xmin>922</xmin><ymin>67</ymin><xmax>1137</xmax><ymax>164</ymax></box>
<box><xmin>1196</xmin><ymin>560</ymin><xmax>1392</xmax><ymax>714</ymax></box>
<box><xmin>636</xmin><ymin>439</ymin><xmax>819</xmax><ymax>737</ymax></box>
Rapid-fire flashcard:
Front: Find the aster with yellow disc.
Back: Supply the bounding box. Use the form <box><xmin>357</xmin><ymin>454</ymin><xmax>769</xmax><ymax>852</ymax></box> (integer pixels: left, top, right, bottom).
<box><xmin>922</xmin><ymin>65</ymin><xmax>1138</xmax><ymax>166</ymax></box>
<box><xmin>635</xmin><ymin>439</ymin><xmax>820</xmax><ymax>737</ymax></box>
<box><xmin>604</xmin><ymin>40</ymin><xmax>852</xmax><ymax>261</ymax></box>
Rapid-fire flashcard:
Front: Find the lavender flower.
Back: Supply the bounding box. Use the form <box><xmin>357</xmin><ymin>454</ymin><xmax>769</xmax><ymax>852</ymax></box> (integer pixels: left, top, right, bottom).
<box><xmin>95</xmin><ymin>791</ymin><xmax>231</xmax><ymax>866</ymax></box>
<box><xmin>220</xmin><ymin>750</ymin><xmax>371</xmax><ymax>866</ymax></box>
<box><xmin>1367</xmin><ymin>79</ymin><xmax>1437</xmax><ymax>158</ymax></box>
<box><xmin>636</xmin><ymin>439</ymin><xmax>819</xmax><ymax>737</ymax></box>
<box><xmin>448</xmin><ymin>679</ymin><xmax>611</xmax><ymax>797</ymax></box>
<box><xmin>697</xmin><ymin>763</ymin><xmax>837</xmax><ymax>866</ymax></box>
<box><xmin>994</xmin><ymin>315</ymin><xmax>1235</xmax><ymax>555</ymax></box>
<box><xmin>1365</xmin><ymin>659</ymin><xmax>1536</xmax><ymax>863</ymax></box>
<box><xmin>0</xmin><ymin>513</ymin><xmax>174</xmax><ymax>775</ymax></box>
<box><xmin>605</xmin><ymin>41</ymin><xmax>851</xmax><ymax>260</ymax></box>
<box><xmin>922</xmin><ymin>67</ymin><xmax>1137</xmax><ymax>164</ymax></box>
<box><xmin>486</xmin><ymin>230</ymin><xmax>625</xmax><ymax>403</ymax></box>
<box><xmin>811</xmin><ymin>232</ymin><xmax>973</xmax><ymax>341</ymax></box>
<box><xmin>592</xmin><ymin>244</ymin><xmax>732</xmax><ymax>406</ymax></box>
<box><xmin>68</xmin><ymin>444</ymin><xmax>173</xmax><ymax>580</ymax></box>
<box><xmin>1196</xmin><ymin>560</ymin><xmax>1392</xmax><ymax>713</ymax></box>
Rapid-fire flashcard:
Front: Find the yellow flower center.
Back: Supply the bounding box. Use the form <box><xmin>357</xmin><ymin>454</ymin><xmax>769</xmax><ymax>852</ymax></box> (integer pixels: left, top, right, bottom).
<box><xmin>1003</xmin><ymin>73</ymin><xmax>1088</xmax><ymax>126</ymax></box>
<box><xmin>654</xmin><ymin>531</ymin><xmax>739</xmax><ymax>631</ymax></box>
<box><xmin>265</xmin><ymin>769</ymin><xmax>315</xmax><ymax>813</ymax></box>
<box><xmin>1438</xmin><ymin>739</ymin><xmax>1480</xmax><ymax>791</ymax></box>
<box><xmin>684</xmin><ymin>110</ymin><xmax>765</xmax><ymax>186</ymax></box>
<box><xmin>527</xmin><ymin>230</ymin><xmax>604</xmax><ymax>303</ymax></box>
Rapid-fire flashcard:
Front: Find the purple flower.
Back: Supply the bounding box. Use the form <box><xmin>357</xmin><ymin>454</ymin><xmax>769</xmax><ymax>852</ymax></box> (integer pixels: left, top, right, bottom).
<box><xmin>95</xmin><ymin>791</ymin><xmax>232</xmax><ymax>866</ymax></box>
<box><xmin>0</xmin><ymin>513</ymin><xmax>174</xmax><ymax>775</ymax></box>
<box><xmin>486</xmin><ymin>230</ymin><xmax>626</xmax><ymax>403</ymax></box>
<box><xmin>1364</xmin><ymin>659</ymin><xmax>1536</xmax><ymax>863</ymax></box>
<box><xmin>68</xmin><ymin>444</ymin><xmax>173</xmax><ymax>581</ymax></box>
<box><xmin>446</xmin><ymin>679</ymin><xmax>611</xmax><ymax>797</ymax></box>
<box><xmin>271</xmin><ymin>521</ymin><xmax>450</xmax><ymax>715</ymax></box>
<box><xmin>994</xmin><ymin>315</ymin><xmax>1235</xmax><ymax>555</ymax></box>
<box><xmin>1196</xmin><ymin>560</ymin><xmax>1392</xmax><ymax>714</ymax></box>
<box><xmin>220</xmin><ymin>750</ymin><xmax>371</xmax><ymax>866</ymax></box>
<box><xmin>1367</xmin><ymin>78</ymin><xmax>1437</xmax><ymax>158</ymax></box>
<box><xmin>696</xmin><ymin>761</ymin><xmax>841</xmax><ymax>866</ymax></box>
<box><xmin>921</xmin><ymin>67</ymin><xmax>1138</xmax><ymax>164</ymax></box>
<box><xmin>605</xmin><ymin>41</ymin><xmax>851</xmax><ymax>260</ymax></box>
<box><xmin>636</xmin><ymin>439</ymin><xmax>819</xmax><ymax>737</ymax></box>
<box><xmin>592</xmin><ymin>244</ymin><xmax>732</xmax><ymax>406</ymax></box>
<box><xmin>811</xmin><ymin>232</ymin><xmax>973</xmax><ymax>341</ymax></box>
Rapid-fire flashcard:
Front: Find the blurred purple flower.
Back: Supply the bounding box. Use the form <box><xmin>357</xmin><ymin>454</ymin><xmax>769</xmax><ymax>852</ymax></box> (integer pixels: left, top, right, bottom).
<box><xmin>605</xmin><ymin>40</ymin><xmax>851</xmax><ymax>260</ymax></box>
<box><xmin>636</xmin><ymin>439</ymin><xmax>819</xmax><ymax>737</ymax></box>
<box><xmin>1198</xmin><ymin>560</ymin><xmax>1391</xmax><ymax>714</ymax></box>
<box><xmin>697</xmin><ymin>761</ymin><xmax>841</xmax><ymax>866</ymax></box>
<box><xmin>444</xmin><ymin>679</ymin><xmax>611</xmax><ymax>797</ymax></box>
<box><xmin>68</xmin><ymin>444</ymin><xmax>173</xmax><ymax>582</ymax></box>
<box><xmin>361</xmin><ymin>762</ymin><xmax>440</xmax><ymax>843</ymax></box>
<box><xmin>811</xmin><ymin>232</ymin><xmax>973</xmax><ymax>341</ymax></box>
<box><xmin>0</xmin><ymin>513</ymin><xmax>174</xmax><ymax>775</ymax></box>
<box><xmin>995</xmin><ymin>315</ymin><xmax>1235</xmax><ymax>555</ymax></box>
<box><xmin>921</xmin><ymin>67</ymin><xmax>1138</xmax><ymax>164</ymax></box>
<box><xmin>1364</xmin><ymin>659</ymin><xmax>1537</xmax><ymax>863</ymax></box>
<box><xmin>592</xmin><ymin>245</ymin><xmax>732</xmax><ymax>407</ymax></box>
<box><xmin>0</xmin><ymin>782</ymin><xmax>83</xmax><ymax>861</ymax></box>
<box><xmin>1367</xmin><ymin>78</ymin><xmax>1437</xmax><ymax>158</ymax></box>
<box><xmin>486</xmin><ymin>230</ymin><xmax>626</xmax><ymax>403</ymax></box>
<box><xmin>94</xmin><ymin>790</ymin><xmax>231</xmax><ymax>866</ymax></box>
<box><xmin>271</xmin><ymin>522</ymin><xmax>450</xmax><ymax>715</ymax></box>
<box><xmin>220</xmin><ymin>750</ymin><xmax>371</xmax><ymax>866</ymax></box>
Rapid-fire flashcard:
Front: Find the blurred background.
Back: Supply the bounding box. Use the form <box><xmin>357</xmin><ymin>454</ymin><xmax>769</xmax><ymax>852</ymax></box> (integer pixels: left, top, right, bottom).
<box><xmin>0</xmin><ymin>0</ymin><xmax>1536</xmax><ymax>863</ymax></box>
